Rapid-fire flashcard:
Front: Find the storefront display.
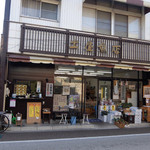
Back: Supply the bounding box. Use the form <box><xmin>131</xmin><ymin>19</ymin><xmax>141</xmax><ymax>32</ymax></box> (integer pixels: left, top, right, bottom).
<box><xmin>54</xmin><ymin>76</ymin><xmax>82</xmax><ymax>113</ymax></box>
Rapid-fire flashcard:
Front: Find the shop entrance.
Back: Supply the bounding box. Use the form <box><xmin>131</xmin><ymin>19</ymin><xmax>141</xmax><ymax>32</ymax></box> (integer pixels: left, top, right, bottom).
<box><xmin>85</xmin><ymin>78</ymin><xmax>98</xmax><ymax>118</ymax></box>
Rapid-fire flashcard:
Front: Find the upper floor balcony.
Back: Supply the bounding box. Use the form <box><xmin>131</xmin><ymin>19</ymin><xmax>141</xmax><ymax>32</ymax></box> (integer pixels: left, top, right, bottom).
<box><xmin>20</xmin><ymin>24</ymin><xmax>150</xmax><ymax>64</ymax></box>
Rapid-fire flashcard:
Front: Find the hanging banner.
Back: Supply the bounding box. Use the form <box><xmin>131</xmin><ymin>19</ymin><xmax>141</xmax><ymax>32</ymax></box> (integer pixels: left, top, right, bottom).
<box><xmin>46</xmin><ymin>83</ymin><xmax>53</xmax><ymax>97</ymax></box>
<box><xmin>29</xmin><ymin>104</ymin><xmax>34</xmax><ymax>118</ymax></box>
<box><xmin>35</xmin><ymin>104</ymin><xmax>40</xmax><ymax>118</ymax></box>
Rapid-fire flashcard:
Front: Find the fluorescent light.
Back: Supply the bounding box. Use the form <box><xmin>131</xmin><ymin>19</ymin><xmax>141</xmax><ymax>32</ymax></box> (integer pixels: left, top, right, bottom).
<box><xmin>58</xmin><ymin>67</ymin><xmax>75</xmax><ymax>71</ymax></box>
<box><xmin>84</xmin><ymin>69</ymin><xmax>95</xmax><ymax>73</ymax></box>
<box><xmin>97</xmin><ymin>71</ymin><xmax>111</xmax><ymax>74</ymax></box>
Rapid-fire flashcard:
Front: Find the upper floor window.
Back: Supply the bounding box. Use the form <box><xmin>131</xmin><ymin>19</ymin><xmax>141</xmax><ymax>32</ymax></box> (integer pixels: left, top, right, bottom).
<box><xmin>22</xmin><ymin>0</ymin><xmax>58</xmax><ymax>20</ymax></box>
<box><xmin>115</xmin><ymin>14</ymin><xmax>128</xmax><ymax>37</ymax></box>
<box><xmin>97</xmin><ymin>11</ymin><xmax>111</xmax><ymax>35</ymax></box>
<box><xmin>115</xmin><ymin>14</ymin><xmax>141</xmax><ymax>38</ymax></box>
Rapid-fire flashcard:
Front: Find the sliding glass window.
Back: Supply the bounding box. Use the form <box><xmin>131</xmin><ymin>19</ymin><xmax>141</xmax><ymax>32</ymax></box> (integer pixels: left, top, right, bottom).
<box><xmin>97</xmin><ymin>11</ymin><xmax>111</xmax><ymax>35</ymax></box>
<box><xmin>115</xmin><ymin>14</ymin><xmax>128</xmax><ymax>37</ymax></box>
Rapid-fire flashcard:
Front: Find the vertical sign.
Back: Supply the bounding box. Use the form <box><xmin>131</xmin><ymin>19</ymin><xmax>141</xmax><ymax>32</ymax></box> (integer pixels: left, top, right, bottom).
<box><xmin>46</xmin><ymin>83</ymin><xmax>53</xmax><ymax>97</ymax></box>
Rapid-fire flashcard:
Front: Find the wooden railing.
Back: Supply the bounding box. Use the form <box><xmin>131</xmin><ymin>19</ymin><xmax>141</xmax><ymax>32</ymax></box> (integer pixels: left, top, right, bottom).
<box><xmin>20</xmin><ymin>25</ymin><xmax>150</xmax><ymax>63</ymax></box>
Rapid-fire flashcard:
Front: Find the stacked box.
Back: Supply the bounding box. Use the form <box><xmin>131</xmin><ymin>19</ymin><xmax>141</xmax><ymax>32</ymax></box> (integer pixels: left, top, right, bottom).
<box><xmin>110</xmin><ymin>111</ymin><xmax>122</xmax><ymax>116</ymax></box>
<box><xmin>107</xmin><ymin>113</ymin><xmax>115</xmax><ymax>124</ymax></box>
<box><xmin>130</xmin><ymin>107</ymin><xmax>142</xmax><ymax>124</ymax></box>
<box><xmin>98</xmin><ymin>112</ymin><xmax>107</xmax><ymax>122</ymax></box>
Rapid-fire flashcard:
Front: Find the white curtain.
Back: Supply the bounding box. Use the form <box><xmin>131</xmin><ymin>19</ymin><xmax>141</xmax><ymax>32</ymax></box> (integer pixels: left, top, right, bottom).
<box><xmin>97</xmin><ymin>11</ymin><xmax>111</xmax><ymax>35</ymax></box>
<box><xmin>115</xmin><ymin>14</ymin><xmax>128</xmax><ymax>37</ymax></box>
<box><xmin>22</xmin><ymin>0</ymin><xmax>40</xmax><ymax>17</ymax></box>
<box><xmin>128</xmin><ymin>16</ymin><xmax>141</xmax><ymax>39</ymax></box>
<box><xmin>82</xmin><ymin>7</ymin><xmax>96</xmax><ymax>32</ymax></box>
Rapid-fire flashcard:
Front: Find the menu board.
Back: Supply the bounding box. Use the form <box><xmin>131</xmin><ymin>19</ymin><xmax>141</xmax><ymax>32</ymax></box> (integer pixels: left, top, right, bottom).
<box><xmin>53</xmin><ymin>94</ymin><xmax>67</xmax><ymax>111</ymax></box>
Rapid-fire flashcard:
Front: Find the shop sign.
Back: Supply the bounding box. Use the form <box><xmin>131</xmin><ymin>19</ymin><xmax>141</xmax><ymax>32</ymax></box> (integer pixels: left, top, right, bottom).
<box><xmin>46</xmin><ymin>83</ymin><xmax>53</xmax><ymax>97</ymax></box>
<box><xmin>69</xmin><ymin>40</ymin><xmax>120</xmax><ymax>55</ymax></box>
<box><xmin>98</xmin><ymin>43</ymin><xmax>106</xmax><ymax>53</ymax></box>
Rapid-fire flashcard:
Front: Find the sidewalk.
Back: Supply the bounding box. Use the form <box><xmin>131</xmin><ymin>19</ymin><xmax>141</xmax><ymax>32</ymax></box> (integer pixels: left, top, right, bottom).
<box><xmin>6</xmin><ymin>120</ymin><xmax>150</xmax><ymax>133</ymax></box>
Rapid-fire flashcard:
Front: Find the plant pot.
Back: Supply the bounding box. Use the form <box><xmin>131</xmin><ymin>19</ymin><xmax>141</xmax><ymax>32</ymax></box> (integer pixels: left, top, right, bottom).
<box><xmin>114</xmin><ymin>122</ymin><xmax>125</xmax><ymax>128</ymax></box>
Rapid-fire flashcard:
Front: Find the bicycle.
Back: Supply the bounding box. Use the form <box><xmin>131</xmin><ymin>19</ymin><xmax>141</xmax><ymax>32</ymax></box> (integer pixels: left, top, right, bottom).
<box><xmin>0</xmin><ymin>112</ymin><xmax>10</xmax><ymax>133</ymax></box>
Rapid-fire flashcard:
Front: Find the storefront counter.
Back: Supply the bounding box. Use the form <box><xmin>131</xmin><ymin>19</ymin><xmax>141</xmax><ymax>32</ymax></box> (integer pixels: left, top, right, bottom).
<box><xmin>9</xmin><ymin>98</ymin><xmax>44</xmax><ymax>119</ymax></box>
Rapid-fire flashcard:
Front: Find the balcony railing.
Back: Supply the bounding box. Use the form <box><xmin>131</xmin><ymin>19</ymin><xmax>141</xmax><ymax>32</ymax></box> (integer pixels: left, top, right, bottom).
<box><xmin>20</xmin><ymin>25</ymin><xmax>150</xmax><ymax>63</ymax></box>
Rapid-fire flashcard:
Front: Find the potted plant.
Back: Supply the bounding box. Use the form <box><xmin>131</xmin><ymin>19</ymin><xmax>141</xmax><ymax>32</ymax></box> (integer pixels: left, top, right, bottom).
<box><xmin>122</xmin><ymin>103</ymin><xmax>132</xmax><ymax>109</ymax></box>
<box><xmin>114</xmin><ymin>118</ymin><xmax>125</xmax><ymax>128</ymax></box>
<box><xmin>122</xmin><ymin>103</ymin><xmax>132</xmax><ymax>113</ymax></box>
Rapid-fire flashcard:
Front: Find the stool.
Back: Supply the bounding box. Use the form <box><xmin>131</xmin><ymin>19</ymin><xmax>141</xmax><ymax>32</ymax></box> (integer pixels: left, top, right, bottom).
<box><xmin>42</xmin><ymin>108</ymin><xmax>51</xmax><ymax>124</ymax></box>
<box><xmin>82</xmin><ymin>113</ymin><xmax>89</xmax><ymax>124</ymax></box>
<box><xmin>59</xmin><ymin>113</ymin><xmax>68</xmax><ymax>124</ymax></box>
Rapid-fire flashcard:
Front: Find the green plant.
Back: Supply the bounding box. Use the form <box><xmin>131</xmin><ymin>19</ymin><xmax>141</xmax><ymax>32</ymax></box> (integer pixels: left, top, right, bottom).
<box><xmin>122</xmin><ymin>103</ymin><xmax>132</xmax><ymax>109</ymax></box>
<box><xmin>101</xmin><ymin>111</ymin><xmax>108</xmax><ymax>116</ymax></box>
<box><xmin>114</xmin><ymin>118</ymin><xmax>125</xmax><ymax>124</ymax></box>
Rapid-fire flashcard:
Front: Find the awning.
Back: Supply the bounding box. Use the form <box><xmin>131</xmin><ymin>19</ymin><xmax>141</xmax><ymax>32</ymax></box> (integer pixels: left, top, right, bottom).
<box><xmin>8</xmin><ymin>54</ymin><xmax>150</xmax><ymax>72</ymax></box>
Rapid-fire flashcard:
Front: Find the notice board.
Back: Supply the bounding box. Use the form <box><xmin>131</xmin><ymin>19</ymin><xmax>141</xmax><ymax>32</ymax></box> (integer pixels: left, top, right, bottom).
<box><xmin>27</xmin><ymin>102</ymin><xmax>41</xmax><ymax>124</ymax></box>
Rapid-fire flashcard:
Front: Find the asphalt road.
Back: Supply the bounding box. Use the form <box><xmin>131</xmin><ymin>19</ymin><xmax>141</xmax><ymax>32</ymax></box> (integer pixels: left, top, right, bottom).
<box><xmin>0</xmin><ymin>128</ymin><xmax>150</xmax><ymax>150</ymax></box>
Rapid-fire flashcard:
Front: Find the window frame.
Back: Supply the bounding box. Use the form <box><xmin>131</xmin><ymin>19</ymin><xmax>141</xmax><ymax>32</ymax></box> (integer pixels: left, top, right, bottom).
<box><xmin>115</xmin><ymin>13</ymin><xmax>128</xmax><ymax>38</ymax></box>
<box><xmin>97</xmin><ymin>10</ymin><xmax>111</xmax><ymax>35</ymax></box>
<box><xmin>83</xmin><ymin>3</ymin><xmax>142</xmax><ymax>39</ymax></box>
<box><xmin>21</xmin><ymin>0</ymin><xmax>59</xmax><ymax>22</ymax></box>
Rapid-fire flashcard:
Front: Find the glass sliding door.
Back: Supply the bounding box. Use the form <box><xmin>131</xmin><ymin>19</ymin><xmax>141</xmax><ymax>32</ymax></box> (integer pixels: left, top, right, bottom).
<box><xmin>85</xmin><ymin>78</ymin><xmax>98</xmax><ymax>118</ymax></box>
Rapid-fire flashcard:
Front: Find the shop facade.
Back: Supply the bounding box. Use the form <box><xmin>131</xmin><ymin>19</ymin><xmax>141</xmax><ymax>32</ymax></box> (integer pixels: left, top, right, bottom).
<box><xmin>1</xmin><ymin>0</ymin><xmax>150</xmax><ymax>124</ymax></box>
<box><xmin>5</xmin><ymin>60</ymin><xmax>145</xmax><ymax>120</ymax></box>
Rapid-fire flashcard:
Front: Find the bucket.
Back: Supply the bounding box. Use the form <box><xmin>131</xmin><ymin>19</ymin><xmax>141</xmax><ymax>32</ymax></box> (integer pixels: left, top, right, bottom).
<box><xmin>71</xmin><ymin>116</ymin><xmax>76</xmax><ymax>125</ymax></box>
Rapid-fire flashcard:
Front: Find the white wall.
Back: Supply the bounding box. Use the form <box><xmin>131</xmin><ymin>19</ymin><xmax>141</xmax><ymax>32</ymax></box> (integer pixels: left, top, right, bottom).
<box><xmin>7</xmin><ymin>0</ymin><xmax>85</xmax><ymax>53</ymax></box>
<box><xmin>145</xmin><ymin>12</ymin><xmax>150</xmax><ymax>40</ymax></box>
<box><xmin>60</xmin><ymin>0</ymin><xmax>84</xmax><ymax>30</ymax></box>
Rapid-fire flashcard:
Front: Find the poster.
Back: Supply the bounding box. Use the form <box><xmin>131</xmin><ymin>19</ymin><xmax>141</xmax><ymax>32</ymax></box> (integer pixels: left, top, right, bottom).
<box><xmin>35</xmin><ymin>104</ymin><xmax>40</xmax><ymax>118</ymax></box>
<box><xmin>63</xmin><ymin>86</ymin><xmax>70</xmax><ymax>95</ymax></box>
<box><xmin>53</xmin><ymin>94</ymin><xmax>67</xmax><ymax>111</ymax></box>
<box><xmin>10</xmin><ymin>99</ymin><xmax>16</xmax><ymax>107</ymax></box>
<box><xmin>46</xmin><ymin>83</ymin><xmax>53</xmax><ymax>97</ymax></box>
<box><xmin>36</xmin><ymin>81</ymin><xmax>41</xmax><ymax>93</ymax></box>
<box><xmin>113</xmin><ymin>94</ymin><xmax>119</xmax><ymax>100</ymax></box>
<box><xmin>69</xmin><ymin>95</ymin><xmax>80</xmax><ymax>108</ymax></box>
<box><xmin>129</xmin><ymin>85</ymin><xmax>136</xmax><ymax>90</ymax></box>
<box><xmin>29</xmin><ymin>104</ymin><xmax>34</xmax><ymax>118</ymax></box>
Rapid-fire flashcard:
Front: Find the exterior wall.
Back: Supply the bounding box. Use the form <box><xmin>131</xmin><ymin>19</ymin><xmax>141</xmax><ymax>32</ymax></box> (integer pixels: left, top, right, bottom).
<box><xmin>7</xmin><ymin>0</ymin><xmax>85</xmax><ymax>54</ymax></box>
<box><xmin>6</xmin><ymin>0</ymin><xmax>150</xmax><ymax>54</ymax></box>
<box><xmin>60</xmin><ymin>0</ymin><xmax>84</xmax><ymax>30</ymax></box>
<box><xmin>145</xmin><ymin>12</ymin><xmax>150</xmax><ymax>40</ymax></box>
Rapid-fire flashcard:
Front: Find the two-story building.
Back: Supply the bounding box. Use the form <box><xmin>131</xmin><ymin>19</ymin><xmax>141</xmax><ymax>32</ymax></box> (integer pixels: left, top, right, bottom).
<box><xmin>1</xmin><ymin>0</ymin><xmax>150</xmax><ymax>120</ymax></box>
